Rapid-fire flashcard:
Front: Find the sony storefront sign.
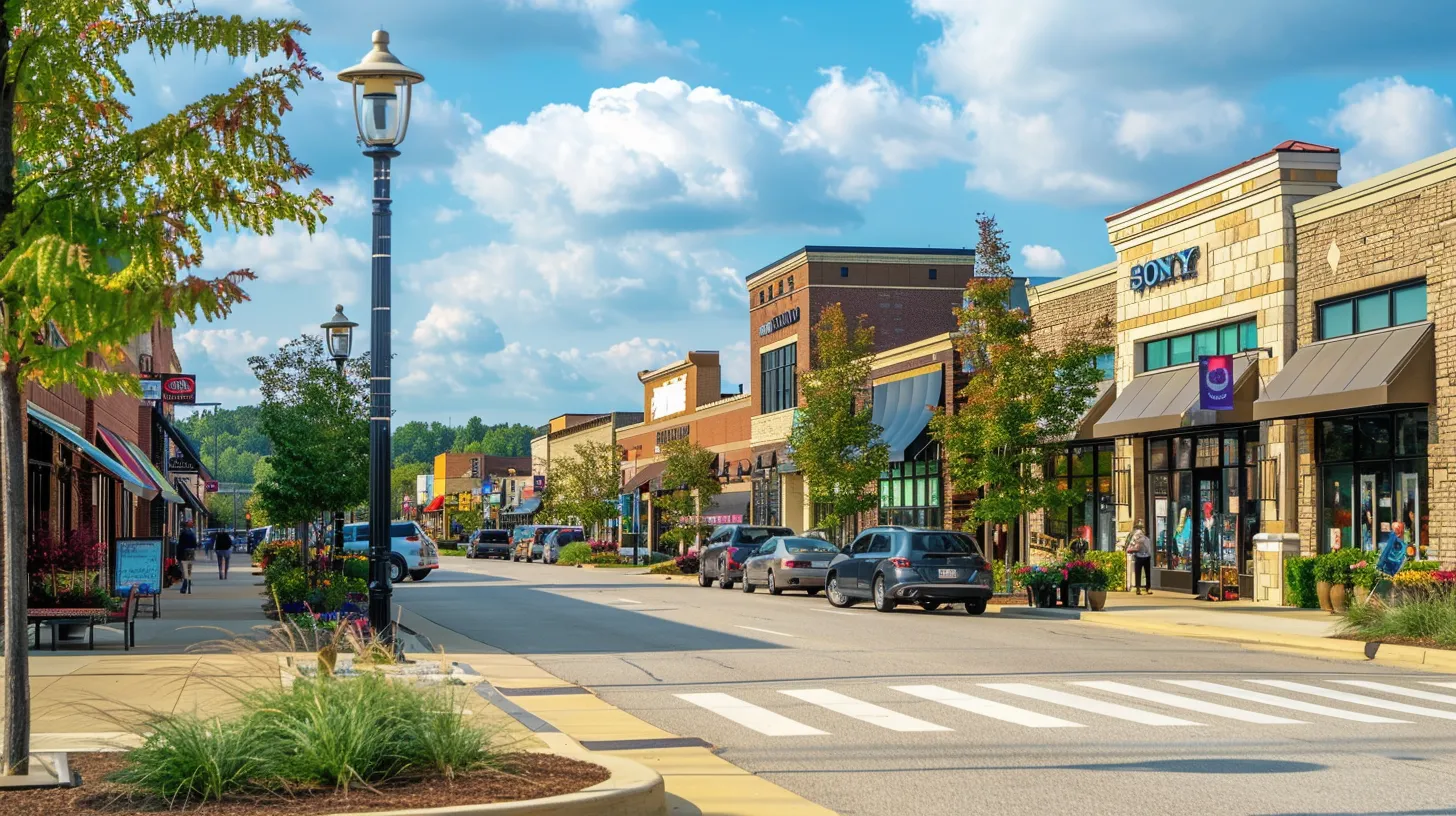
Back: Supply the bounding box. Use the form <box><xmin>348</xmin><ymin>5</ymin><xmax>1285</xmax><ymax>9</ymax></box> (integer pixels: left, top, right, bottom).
<box><xmin>1130</xmin><ymin>246</ymin><xmax>1201</xmax><ymax>293</ymax></box>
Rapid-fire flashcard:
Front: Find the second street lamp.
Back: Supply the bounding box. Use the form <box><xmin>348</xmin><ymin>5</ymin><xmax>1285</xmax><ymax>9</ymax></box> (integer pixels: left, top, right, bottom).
<box><xmin>321</xmin><ymin>305</ymin><xmax>357</xmax><ymax>569</ymax></box>
<box><xmin>338</xmin><ymin>30</ymin><xmax>424</xmax><ymax>641</ymax></box>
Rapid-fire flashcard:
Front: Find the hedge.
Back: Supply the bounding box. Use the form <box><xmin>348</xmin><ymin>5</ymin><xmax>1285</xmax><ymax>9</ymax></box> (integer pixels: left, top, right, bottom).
<box><xmin>1284</xmin><ymin>556</ymin><xmax>1319</xmax><ymax>608</ymax></box>
<box><xmin>1083</xmin><ymin>550</ymin><xmax>1127</xmax><ymax>592</ymax></box>
<box><xmin>556</xmin><ymin>543</ymin><xmax>592</xmax><ymax>566</ymax></box>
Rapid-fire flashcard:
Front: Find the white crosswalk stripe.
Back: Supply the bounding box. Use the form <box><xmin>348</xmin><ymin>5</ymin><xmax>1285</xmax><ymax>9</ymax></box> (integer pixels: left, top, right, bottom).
<box><xmin>676</xmin><ymin>692</ymin><xmax>827</xmax><ymax>736</ymax></box>
<box><xmin>1253</xmin><ymin>680</ymin><xmax>1456</xmax><ymax>721</ymax></box>
<box><xmin>779</xmin><ymin>689</ymin><xmax>951</xmax><ymax>732</ymax></box>
<box><xmin>1423</xmin><ymin>681</ymin><xmax>1456</xmax><ymax>691</ymax></box>
<box><xmin>1073</xmin><ymin>681</ymin><xmax>1305</xmax><ymax>724</ymax></box>
<box><xmin>1334</xmin><ymin>680</ymin><xmax>1456</xmax><ymax>707</ymax></box>
<box><xmin>892</xmin><ymin>685</ymin><xmax>1083</xmax><ymax>728</ymax></box>
<box><xmin>979</xmin><ymin>683</ymin><xmax>1201</xmax><ymax>726</ymax></box>
<box><xmin>1164</xmin><ymin>680</ymin><xmax>1409</xmax><ymax>723</ymax></box>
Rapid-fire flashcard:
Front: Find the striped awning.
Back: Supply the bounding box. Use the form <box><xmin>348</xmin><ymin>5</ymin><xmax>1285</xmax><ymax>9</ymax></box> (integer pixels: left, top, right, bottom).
<box><xmin>27</xmin><ymin>405</ymin><xmax>156</xmax><ymax>500</ymax></box>
<box><xmin>97</xmin><ymin>425</ymin><xmax>183</xmax><ymax>504</ymax></box>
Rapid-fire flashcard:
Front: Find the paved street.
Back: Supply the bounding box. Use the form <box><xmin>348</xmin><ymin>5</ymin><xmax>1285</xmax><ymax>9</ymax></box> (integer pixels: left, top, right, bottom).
<box><xmin>393</xmin><ymin>559</ymin><xmax>1456</xmax><ymax>816</ymax></box>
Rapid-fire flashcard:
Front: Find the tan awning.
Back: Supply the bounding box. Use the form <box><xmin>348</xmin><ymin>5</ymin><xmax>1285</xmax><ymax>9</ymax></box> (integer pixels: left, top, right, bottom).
<box><xmin>1072</xmin><ymin>379</ymin><xmax>1116</xmax><ymax>441</ymax></box>
<box><xmin>1253</xmin><ymin>323</ymin><xmax>1434</xmax><ymax>421</ymax></box>
<box><xmin>1093</xmin><ymin>355</ymin><xmax>1258</xmax><ymax>438</ymax></box>
<box><xmin>622</xmin><ymin>461</ymin><xmax>666</xmax><ymax>493</ymax></box>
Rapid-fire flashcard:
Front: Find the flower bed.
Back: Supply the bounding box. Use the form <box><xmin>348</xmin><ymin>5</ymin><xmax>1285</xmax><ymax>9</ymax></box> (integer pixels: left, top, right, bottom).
<box><xmin>1341</xmin><ymin>573</ymin><xmax>1456</xmax><ymax>649</ymax></box>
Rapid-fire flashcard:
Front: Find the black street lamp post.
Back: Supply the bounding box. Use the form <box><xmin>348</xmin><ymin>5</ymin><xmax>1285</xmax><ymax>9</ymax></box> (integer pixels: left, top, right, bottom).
<box><xmin>338</xmin><ymin>31</ymin><xmax>424</xmax><ymax>640</ymax></box>
<box><xmin>321</xmin><ymin>305</ymin><xmax>357</xmax><ymax>569</ymax></box>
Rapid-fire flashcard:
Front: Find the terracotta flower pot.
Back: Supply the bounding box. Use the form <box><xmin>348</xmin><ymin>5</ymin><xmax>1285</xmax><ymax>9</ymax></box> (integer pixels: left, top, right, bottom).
<box><xmin>1316</xmin><ymin>580</ymin><xmax>1333</xmax><ymax>612</ymax></box>
<box><xmin>1329</xmin><ymin>583</ymin><xmax>1349</xmax><ymax>614</ymax></box>
<box><xmin>1086</xmin><ymin>589</ymin><xmax>1107</xmax><ymax>611</ymax></box>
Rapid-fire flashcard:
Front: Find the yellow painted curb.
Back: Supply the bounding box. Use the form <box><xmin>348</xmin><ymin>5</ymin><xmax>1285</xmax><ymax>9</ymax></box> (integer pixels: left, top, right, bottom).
<box><xmin>315</xmin><ymin>751</ymin><xmax>666</xmax><ymax>816</ymax></box>
<box><xmin>1077</xmin><ymin>615</ymin><xmax>1456</xmax><ymax>673</ymax></box>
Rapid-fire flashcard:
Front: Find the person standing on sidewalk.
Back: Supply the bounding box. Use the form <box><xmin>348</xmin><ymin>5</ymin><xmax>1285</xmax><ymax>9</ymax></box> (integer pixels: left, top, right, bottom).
<box><xmin>214</xmin><ymin>528</ymin><xmax>234</xmax><ymax>580</ymax></box>
<box><xmin>177</xmin><ymin>520</ymin><xmax>198</xmax><ymax>594</ymax></box>
<box><xmin>1126</xmin><ymin>520</ymin><xmax>1153</xmax><ymax>595</ymax></box>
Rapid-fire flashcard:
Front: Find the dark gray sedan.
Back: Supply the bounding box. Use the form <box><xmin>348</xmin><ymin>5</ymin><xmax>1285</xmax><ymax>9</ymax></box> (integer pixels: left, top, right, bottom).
<box><xmin>741</xmin><ymin>536</ymin><xmax>839</xmax><ymax>595</ymax></box>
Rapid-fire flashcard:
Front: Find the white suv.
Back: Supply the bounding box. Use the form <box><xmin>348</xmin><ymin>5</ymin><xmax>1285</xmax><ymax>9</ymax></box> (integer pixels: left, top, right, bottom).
<box><xmin>342</xmin><ymin>520</ymin><xmax>440</xmax><ymax>582</ymax></box>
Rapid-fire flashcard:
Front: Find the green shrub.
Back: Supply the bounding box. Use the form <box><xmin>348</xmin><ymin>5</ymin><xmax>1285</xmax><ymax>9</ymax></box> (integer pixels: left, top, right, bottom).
<box><xmin>110</xmin><ymin>713</ymin><xmax>273</xmax><ymax>804</ymax></box>
<box><xmin>266</xmin><ymin>566</ymin><xmax>309</xmax><ymax>606</ymax></box>
<box><xmin>1340</xmin><ymin>593</ymin><xmax>1456</xmax><ymax>647</ymax></box>
<box><xmin>649</xmin><ymin>560</ymin><xmax>681</xmax><ymax>575</ymax></box>
<box><xmin>588</xmin><ymin>552</ymin><xmax>623</xmax><ymax>565</ymax></box>
<box><xmin>1284</xmin><ymin>556</ymin><xmax>1319</xmax><ymax>608</ymax></box>
<box><xmin>341</xmin><ymin>556</ymin><xmax>369</xmax><ymax>580</ymax></box>
<box><xmin>556</xmin><ymin>542</ymin><xmax>593</xmax><ymax>566</ymax></box>
<box><xmin>1083</xmin><ymin>550</ymin><xmax>1127</xmax><ymax>592</ymax></box>
<box><xmin>1408</xmin><ymin>560</ymin><xmax>1441</xmax><ymax>572</ymax></box>
<box><xmin>646</xmin><ymin>550</ymin><xmax>672</xmax><ymax>564</ymax></box>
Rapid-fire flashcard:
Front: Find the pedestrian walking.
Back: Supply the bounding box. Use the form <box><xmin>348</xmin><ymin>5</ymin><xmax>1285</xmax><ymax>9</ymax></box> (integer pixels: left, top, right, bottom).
<box><xmin>214</xmin><ymin>528</ymin><xmax>234</xmax><ymax>580</ymax></box>
<box><xmin>1126</xmin><ymin>520</ymin><xmax>1153</xmax><ymax>595</ymax></box>
<box><xmin>177</xmin><ymin>520</ymin><xmax>198</xmax><ymax>594</ymax></box>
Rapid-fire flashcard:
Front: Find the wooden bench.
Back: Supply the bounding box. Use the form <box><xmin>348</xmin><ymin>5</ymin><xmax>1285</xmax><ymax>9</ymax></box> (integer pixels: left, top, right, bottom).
<box><xmin>27</xmin><ymin>585</ymin><xmax>142</xmax><ymax>651</ymax></box>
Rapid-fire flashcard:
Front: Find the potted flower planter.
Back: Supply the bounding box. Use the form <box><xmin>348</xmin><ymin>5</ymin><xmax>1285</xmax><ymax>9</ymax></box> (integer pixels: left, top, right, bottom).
<box><xmin>1329</xmin><ymin>583</ymin><xmax>1350</xmax><ymax>613</ymax></box>
<box><xmin>1085</xmin><ymin>589</ymin><xmax>1107</xmax><ymax>611</ymax></box>
<box><xmin>1315</xmin><ymin>580</ymin><xmax>1333</xmax><ymax>611</ymax></box>
<box><xmin>1033</xmin><ymin>586</ymin><xmax>1059</xmax><ymax>608</ymax></box>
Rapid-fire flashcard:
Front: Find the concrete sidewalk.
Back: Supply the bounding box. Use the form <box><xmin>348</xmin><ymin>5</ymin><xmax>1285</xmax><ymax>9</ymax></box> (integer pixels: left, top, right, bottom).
<box><xmin>1089</xmin><ymin>589</ymin><xmax>1340</xmax><ymax>637</ymax></box>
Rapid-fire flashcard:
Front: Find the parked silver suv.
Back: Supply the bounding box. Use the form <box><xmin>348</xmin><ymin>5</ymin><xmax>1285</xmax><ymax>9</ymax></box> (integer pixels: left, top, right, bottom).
<box><xmin>825</xmin><ymin>527</ymin><xmax>991</xmax><ymax>614</ymax></box>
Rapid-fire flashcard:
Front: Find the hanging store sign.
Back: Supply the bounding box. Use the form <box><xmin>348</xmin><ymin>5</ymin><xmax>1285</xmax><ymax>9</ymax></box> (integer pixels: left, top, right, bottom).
<box><xmin>1129</xmin><ymin>247</ymin><xmax>1200</xmax><ymax>293</ymax></box>
<box><xmin>157</xmin><ymin>374</ymin><xmax>198</xmax><ymax>404</ymax></box>
<box><xmin>758</xmin><ymin>306</ymin><xmax>801</xmax><ymax>337</ymax></box>
<box><xmin>1199</xmin><ymin>354</ymin><xmax>1235</xmax><ymax>411</ymax></box>
<box><xmin>139</xmin><ymin>378</ymin><xmax>163</xmax><ymax>402</ymax></box>
<box><xmin>167</xmin><ymin>454</ymin><xmax>199</xmax><ymax>474</ymax></box>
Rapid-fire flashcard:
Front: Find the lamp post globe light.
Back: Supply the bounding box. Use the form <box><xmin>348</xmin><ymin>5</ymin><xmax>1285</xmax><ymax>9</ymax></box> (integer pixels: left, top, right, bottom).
<box><xmin>320</xmin><ymin>305</ymin><xmax>358</xmax><ymax>569</ymax></box>
<box><xmin>337</xmin><ymin>31</ymin><xmax>424</xmax><ymax>640</ymax></box>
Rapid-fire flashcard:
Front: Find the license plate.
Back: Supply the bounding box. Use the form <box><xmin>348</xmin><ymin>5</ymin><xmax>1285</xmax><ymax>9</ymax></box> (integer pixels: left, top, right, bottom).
<box><xmin>938</xmin><ymin>568</ymin><xmax>958</xmax><ymax>579</ymax></box>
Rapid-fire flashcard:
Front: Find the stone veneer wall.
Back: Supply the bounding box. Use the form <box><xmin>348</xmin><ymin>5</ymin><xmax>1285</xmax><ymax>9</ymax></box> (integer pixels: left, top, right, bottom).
<box><xmin>1030</xmin><ymin>280</ymin><xmax>1118</xmax><ymax>352</ymax></box>
<box><xmin>1293</xmin><ymin>177</ymin><xmax>1456</xmax><ymax>562</ymax></box>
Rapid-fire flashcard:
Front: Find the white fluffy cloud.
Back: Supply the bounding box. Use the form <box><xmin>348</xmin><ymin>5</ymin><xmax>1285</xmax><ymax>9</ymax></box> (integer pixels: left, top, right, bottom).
<box><xmin>1329</xmin><ymin>77</ymin><xmax>1456</xmax><ymax>182</ymax></box>
<box><xmin>203</xmin><ymin>225</ymin><xmax>369</xmax><ymax>306</ymax></box>
<box><xmin>1020</xmin><ymin>245</ymin><xmax>1066</xmax><ymax>272</ymax></box>
<box><xmin>451</xmin><ymin>78</ymin><xmax>856</xmax><ymax>239</ymax></box>
<box><xmin>786</xmin><ymin>68</ymin><xmax>972</xmax><ymax>200</ymax></box>
<box><xmin>411</xmin><ymin>304</ymin><xmax>503</xmax><ymax>352</ymax></box>
<box><xmin>175</xmin><ymin>329</ymin><xmax>275</xmax><ymax>375</ymax></box>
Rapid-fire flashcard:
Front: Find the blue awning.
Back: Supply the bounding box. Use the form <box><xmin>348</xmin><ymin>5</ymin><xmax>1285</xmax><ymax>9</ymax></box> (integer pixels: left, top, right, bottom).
<box><xmin>871</xmin><ymin>369</ymin><xmax>944</xmax><ymax>463</ymax></box>
<box><xmin>505</xmin><ymin>498</ymin><xmax>542</xmax><ymax>516</ymax></box>
<box><xmin>27</xmin><ymin>404</ymin><xmax>157</xmax><ymax>500</ymax></box>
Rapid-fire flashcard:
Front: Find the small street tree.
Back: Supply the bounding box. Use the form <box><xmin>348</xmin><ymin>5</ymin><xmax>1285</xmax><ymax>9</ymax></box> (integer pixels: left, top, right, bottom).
<box><xmin>788</xmin><ymin>303</ymin><xmax>888</xmax><ymax>544</ymax></box>
<box><xmin>0</xmin><ymin>2</ymin><xmax>325</xmax><ymax>773</ymax></box>
<box><xmin>930</xmin><ymin>214</ymin><xmax>1111</xmax><ymax>584</ymax></box>
<box><xmin>548</xmin><ymin>440</ymin><xmax>622</xmax><ymax>538</ymax></box>
<box><xmin>657</xmin><ymin>439</ymin><xmax>722</xmax><ymax>552</ymax></box>
<box><xmin>249</xmin><ymin>336</ymin><xmax>369</xmax><ymax>536</ymax></box>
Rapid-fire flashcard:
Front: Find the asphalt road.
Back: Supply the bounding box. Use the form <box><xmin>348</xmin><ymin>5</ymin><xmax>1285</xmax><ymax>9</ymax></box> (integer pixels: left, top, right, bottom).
<box><xmin>395</xmin><ymin>558</ymin><xmax>1456</xmax><ymax>816</ymax></box>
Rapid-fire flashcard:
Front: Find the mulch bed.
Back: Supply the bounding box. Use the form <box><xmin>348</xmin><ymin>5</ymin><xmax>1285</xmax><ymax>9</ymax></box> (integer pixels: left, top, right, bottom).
<box><xmin>0</xmin><ymin>752</ymin><xmax>610</xmax><ymax>815</ymax></box>
<box><xmin>1333</xmin><ymin>633</ymin><xmax>1455</xmax><ymax>650</ymax></box>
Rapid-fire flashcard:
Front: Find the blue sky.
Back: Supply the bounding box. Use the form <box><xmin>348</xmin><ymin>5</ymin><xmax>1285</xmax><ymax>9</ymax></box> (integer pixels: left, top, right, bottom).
<box><xmin>165</xmin><ymin>0</ymin><xmax>1456</xmax><ymax>426</ymax></box>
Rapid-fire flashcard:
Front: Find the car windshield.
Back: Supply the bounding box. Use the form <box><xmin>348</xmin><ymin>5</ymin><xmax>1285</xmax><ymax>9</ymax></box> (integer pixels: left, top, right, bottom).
<box><xmin>785</xmin><ymin>540</ymin><xmax>839</xmax><ymax>554</ymax></box>
<box><xmin>389</xmin><ymin>523</ymin><xmax>418</xmax><ymax>537</ymax></box>
<box><xmin>735</xmin><ymin>527</ymin><xmax>793</xmax><ymax>544</ymax></box>
<box><xmin>910</xmin><ymin>532</ymin><xmax>980</xmax><ymax>555</ymax></box>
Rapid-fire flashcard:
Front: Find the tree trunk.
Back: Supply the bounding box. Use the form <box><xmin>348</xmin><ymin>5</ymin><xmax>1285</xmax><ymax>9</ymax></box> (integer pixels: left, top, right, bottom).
<box><xmin>0</xmin><ymin>366</ymin><xmax>29</xmax><ymax>774</ymax></box>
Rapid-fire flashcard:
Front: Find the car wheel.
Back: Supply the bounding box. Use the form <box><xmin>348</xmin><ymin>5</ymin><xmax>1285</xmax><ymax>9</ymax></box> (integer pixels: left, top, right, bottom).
<box><xmin>767</xmin><ymin>571</ymin><xmax>782</xmax><ymax>596</ymax></box>
<box><xmin>741</xmin><ymin>576</ymin><xmax>755</xmax><ymax>593</ymax></box>
<box><xmin>388</xmin><ymin>555</ymin><xmax>407</xmax><ymax>584</ymax></box>
<box><xmin>826</xmin><ymin>574</ymin><xmax>856</xmax><ymax>608</ymax></box>
<box><xmin>409</xmin><ymin>569</ymin><xmax>431</xmax><ymax>582</ymax></box>
<box><xmin>872</xmin><ymin>575</ymin><xmax>896</xmax><ymax>612</ymax></box>
<box><xmin>698</xmin><ymin>567</ymin><xmax>712</xmax><ymax>587</ymax></box>
<box><xmin>965</xmin><ymin>599</ymin><xmax>988</xmax><ymax>616</ymax></box>
<box><xmin>919</xmin><ymin>601</ymin><xmax>942</xmax><ymax>612</ymax></box>
<box><xmin>717</xmin><ymin>560</ymin><xmax>733</xmax><ymax>589</ymax></box>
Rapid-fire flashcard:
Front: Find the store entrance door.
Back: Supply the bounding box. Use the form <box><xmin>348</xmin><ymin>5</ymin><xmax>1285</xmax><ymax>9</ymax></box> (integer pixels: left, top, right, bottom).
<box><xmin>1195</xmin><ymin>470</ymin><xmax>1221</xmax><ymax>597</ymax></box>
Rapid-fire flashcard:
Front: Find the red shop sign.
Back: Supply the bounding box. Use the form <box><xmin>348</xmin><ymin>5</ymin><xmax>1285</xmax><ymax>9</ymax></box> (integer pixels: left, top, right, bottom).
<box><xmin>160</xmin><ymin>374</ymin><xmax>197</xmax><ymax>403</ymax></box>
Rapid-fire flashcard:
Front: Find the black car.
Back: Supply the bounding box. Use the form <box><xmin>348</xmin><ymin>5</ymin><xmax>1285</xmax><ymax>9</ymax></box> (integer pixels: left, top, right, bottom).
<box><xmin>467</xmin><ymin>529</ymin><xmax>512</xmax><ymax>559</ymax></box>
<box><xmin>697</xmin><ymin>525</ymin><xmax>794</xmax><ymax>589</ymax></box>
<box><xmin>825</xmin><ymin>527</ymin><xmax>992</xmax><ymax>615</ymax></box>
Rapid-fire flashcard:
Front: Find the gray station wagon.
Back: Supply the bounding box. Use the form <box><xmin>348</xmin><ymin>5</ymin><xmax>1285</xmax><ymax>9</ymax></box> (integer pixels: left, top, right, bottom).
<box><xmin>825</xmin><ymin>527</ymin><xmax>992</xmax><ymax>615</ymax></box>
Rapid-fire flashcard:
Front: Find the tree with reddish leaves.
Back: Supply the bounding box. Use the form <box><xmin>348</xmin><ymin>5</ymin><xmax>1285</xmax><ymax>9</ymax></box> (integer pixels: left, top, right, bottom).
<box><xmin>0</xmin><ymin>1</ymin><xmax>328</xmax><ymax>774</ymax></box>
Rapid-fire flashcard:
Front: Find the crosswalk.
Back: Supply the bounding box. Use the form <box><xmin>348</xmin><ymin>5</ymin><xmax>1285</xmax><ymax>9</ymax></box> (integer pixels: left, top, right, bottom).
<box><xmin>674</xmin><ymin>676</ymin><xmax>1456</xmax><ymax>736</ymax></box>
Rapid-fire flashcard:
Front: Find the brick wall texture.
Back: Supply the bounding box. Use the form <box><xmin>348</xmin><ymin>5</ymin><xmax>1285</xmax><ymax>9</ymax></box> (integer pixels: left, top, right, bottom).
<box><xmin>1294</xmin><ymin>178</ymin><xmax>1456</xmax><ymax>562</ymax></box>
<box><xmin>1030</xmin><ymin>280</ymin><xmax>1118</xmax><ymax>352</ymax></box>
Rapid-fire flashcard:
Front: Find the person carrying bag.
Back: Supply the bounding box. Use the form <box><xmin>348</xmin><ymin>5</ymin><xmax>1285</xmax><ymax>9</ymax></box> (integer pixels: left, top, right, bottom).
<box><xmin>177</xmin><ymin>520</ymin><xmax>198</xmax><ymax>594</ymax></box>
<box><xmin>1125</xmin><ymin>520</ymin><xmax>1153</xmax><ymax>595</ymax></box>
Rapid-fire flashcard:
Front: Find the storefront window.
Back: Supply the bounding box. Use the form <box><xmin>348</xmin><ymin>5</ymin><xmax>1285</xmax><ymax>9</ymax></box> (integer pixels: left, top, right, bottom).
<box><xmin>1317</xmin><ymin>408</ymin><xmax>1428</xmax><ymax>556</ymax></box>
<box><xmin>1143</xmin><ymin>318</ymin><xmax>1259</xmax><ymax>372</ymax></box>
<box><xmin>1043</xmin><ymin>442</ymin><xmax>1116</xmax><ymax>551</ymax></box>
<box><xmin>1146</xmin><ymin>428</ymin><xmax>1257</xmax><ymax>588</ymax></box>
<box><xmin>760</xmin><ymin>343</ymin><xmax>797</xmax><ymax>414</ymax></box>
<box><xmin>878</xmin><ymin>443</ymin><xmax>942</xmax><ymax>528</ymax></box>
<box><xmin>1318</xmin><ymin>281</ymin><xmax>1426</xmax><ymax>340</ymax></box>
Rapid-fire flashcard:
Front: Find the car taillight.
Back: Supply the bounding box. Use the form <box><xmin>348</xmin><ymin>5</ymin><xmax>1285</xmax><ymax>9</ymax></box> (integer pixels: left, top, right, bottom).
<box><xmin>727</xmin><ymin>557</ymin><xmax>740</xmax><ymax>569</ymax></box>
<box><xmin>784</xmin><ymin>560</ymin><xmax>811</xmax><ymax>569</ymax></box>
<box><xmin>889</xmin><ymin>557</ymin><xmax>912</xmax><ymax>569</ymax></box>
<box><xmin>406</xmin><ymin>536</ymin><xmax>420</xmax><ymax>542</ymax></box>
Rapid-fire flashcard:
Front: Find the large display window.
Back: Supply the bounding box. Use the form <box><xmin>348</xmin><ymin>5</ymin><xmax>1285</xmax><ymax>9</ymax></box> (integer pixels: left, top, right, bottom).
<box><xmin>1145</xmin><ymin>427</ymin><xmax>1259</xmax><ymax>595</ymax></box>
<box><xmin>1044</xmin><ymin>442</ymin><xmax>1116</xmax><ymax>551</ymax></box>
<box><xmin>878</xmin><ymin>442</ymin><xmax>943</xmax><ymax>528</ymax></box>
<box><xmin>1316</xmin><ymin>408</ymin><xmax>1428</xmax><ymax>557</ymax></box>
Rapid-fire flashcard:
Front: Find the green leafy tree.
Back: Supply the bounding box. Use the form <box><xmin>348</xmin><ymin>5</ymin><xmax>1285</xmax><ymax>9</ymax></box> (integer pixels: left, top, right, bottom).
<box><xmin>0</xmin><ymin>2</ymin><xmax>325</xmax><ymax>773</ymax></box>
<box><xmin>657</xmin><ymin>439</ymin><xmax>722</xmax><ymax>551</ymax></box>
<box><xmin>391</xmin><ymin>461</ymin><xmax>430</xmax><ymax>514</ymax></box>
<box><xmin>789</xmin><ymin>303</ymin><xmax>888</xmax><ymax>544</ymax></box>
<box><xmin>391</xmin><ymin>420</ymin><xmax>456</xmax><ymax>465</ymax></box>
<box><xmin>930</xmin><ymin>214</ymin><xmax>1111</xmax><ymax>582</ymax></box>
<box><xmin>249</xmin><ymin>336</ymin><xmax>369</xmax><ymax>527</ymax></box>
<box><xmin>176</xmin><ymin>405</ymin><xmax>270</xmax><ymax>483</ymax></box>
<box><xmin>548</xmin><ymin>440</ymin><xmax>622</xmax><ymax>536</ymax></box>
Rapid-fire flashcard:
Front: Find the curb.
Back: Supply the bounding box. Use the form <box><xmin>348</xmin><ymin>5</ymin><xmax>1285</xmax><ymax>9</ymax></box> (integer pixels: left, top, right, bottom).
<box><xmin>1074</xmin><ymin>614</ymin><xmax>1456</xmax><ymax>673</ymax></box>
<box><xmin>321</xmin><ymin>750</ymin><xmax>665</xmax><ymax>816</ymax></box>
<box><xmin>996</xmin><ymin>606</ymin><xmax>1086</xmax><ymax>620</ymax></box>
